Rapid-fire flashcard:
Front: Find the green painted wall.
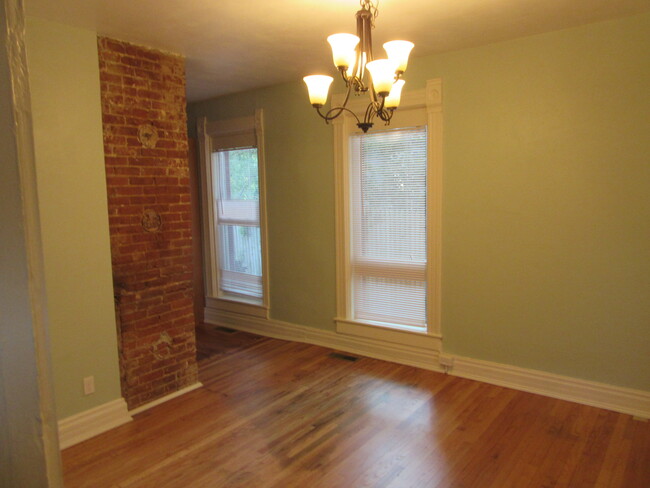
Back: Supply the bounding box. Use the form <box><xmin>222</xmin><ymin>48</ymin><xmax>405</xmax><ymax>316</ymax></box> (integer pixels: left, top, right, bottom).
<box><xmin>25</xmin><ymin>18</ymin><xmax>122</xmax><ymax>419</ymax></box>
<box><xmin>408</xmin><ymin>12</ymin><xmax>650</xmax><ymax>391</ymax></box>
<box><xmin>189</xmin><ymin>83</ymin><xmax>338</xmax><ymax>330</ymax></box>
<box><xmin>188</xmin><ymin>12</ymin><xmax>650</xmax><ymax>392</ymax></box>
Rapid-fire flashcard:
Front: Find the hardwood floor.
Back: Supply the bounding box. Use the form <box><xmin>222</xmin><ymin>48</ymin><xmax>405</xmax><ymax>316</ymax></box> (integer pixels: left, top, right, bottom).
<box><xmin>195</xmin><ymin>324</ymin><xmax>268</xmax><ymax>361</ymax></box>
<box><xmin>62</xmin><ymin>326</ymin><xmax>650</xmax><ymax>487</ymax></box>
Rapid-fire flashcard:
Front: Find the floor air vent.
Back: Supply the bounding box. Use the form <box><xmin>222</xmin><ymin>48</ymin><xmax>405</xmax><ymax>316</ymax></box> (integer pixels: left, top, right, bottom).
<box><xmin>328</xmin><ymin>352</ymin><xmax>359</xmax><ymax>362</ymax></box>
<box><xmin>214</xmin><ymin>326</ymin><xmax>238</xmax><ymax>334</ymax></box>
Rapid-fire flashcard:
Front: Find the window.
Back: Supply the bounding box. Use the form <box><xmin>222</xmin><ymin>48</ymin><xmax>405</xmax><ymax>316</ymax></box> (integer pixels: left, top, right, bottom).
<box><xmin>334</xmin><ymin>79</ymin><xmax>442</xmax><ymax>346</ymax></box>
<box><xmin>350</xmin><ymin>127</ymin><xmax>428</xmax><ymax>330</ymax></box>
<box><xmin>198</xmin><ymin>111</ymin><xmax>269</xmax><ymax>317</ymax></box>
<box><xmin>213</xmin><ymin>147</ymin><xmax>262</xmax><ymax>298</ymax></box>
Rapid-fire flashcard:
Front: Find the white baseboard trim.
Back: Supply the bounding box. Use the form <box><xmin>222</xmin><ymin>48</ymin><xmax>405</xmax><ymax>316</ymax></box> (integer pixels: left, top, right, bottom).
<box><xmin>205</xmin><ymin>308</ymin><xmax>650</xmax><ymax>419</ymax></box>
<box><xmin>129</xmin><ymin>382</ymin><xmax>204</xmax><ymax>416</ymax></box>
<box><xmin>205</xmin><ymin>308</ymin><xmax>442</xmax><ymax>372</ymax></box>
<box><xmin>448</xmin><ymin>355</ymin><xmax>650</xmax><ymax>419</ymax></box>
<box><xmin>58</xmin><ymin>398</ymin><xmax>132</xmax><ymax>449</ymax></box>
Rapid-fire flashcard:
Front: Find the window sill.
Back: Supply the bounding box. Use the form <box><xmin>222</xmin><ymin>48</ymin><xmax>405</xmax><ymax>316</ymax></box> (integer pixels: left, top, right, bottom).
<box><xmin>205</xmin><ymin>296</ymin><xmax>268</xmax><ymax>319</ymax></box>
<box><xmin>335</xmin><ymin>318</ymin><xmax>442</xmax><ymax>350</ymax></box>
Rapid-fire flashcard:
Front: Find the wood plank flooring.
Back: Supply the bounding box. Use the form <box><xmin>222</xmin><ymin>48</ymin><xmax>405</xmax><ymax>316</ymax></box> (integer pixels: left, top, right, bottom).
<box><xmin>62</xmin><ymin>326</ymin><xmax>650</xmax><ymax>487</ymax></box>
<box><xmin>195</xmin><ymin>324</ymin><xmax>268</xmax><ymax>361</ymax></box>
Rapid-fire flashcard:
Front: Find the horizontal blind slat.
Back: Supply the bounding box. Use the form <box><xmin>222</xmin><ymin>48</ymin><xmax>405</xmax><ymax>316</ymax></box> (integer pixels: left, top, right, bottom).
<box><xmin>221</xmin><ymin>270</ymin><xmax>263</xmax><ymax>298</ymax></box>
<box><xmin>353</xmin><ymin>275</ymin><xmax>427</xmax><ymax>327</ymax></box>
<box><xmin>218</xmin><ymin>200</ymin><xmax>259</xmax><ymax>225</ymax></box>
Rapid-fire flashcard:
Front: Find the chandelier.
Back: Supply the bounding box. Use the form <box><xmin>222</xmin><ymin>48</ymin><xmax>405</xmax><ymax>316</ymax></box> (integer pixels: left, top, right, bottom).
<box><xmin>303</xmin><ymin>0</ymin><xmax>414</xmax><ymax>133</ymax></box>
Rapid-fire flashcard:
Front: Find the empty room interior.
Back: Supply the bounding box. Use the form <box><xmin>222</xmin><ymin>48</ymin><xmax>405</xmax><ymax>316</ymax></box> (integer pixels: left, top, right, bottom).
<box><xmin>2</xmin><ymin>0</ymin><xmax>650</xmax><ymax>486</ymax></box>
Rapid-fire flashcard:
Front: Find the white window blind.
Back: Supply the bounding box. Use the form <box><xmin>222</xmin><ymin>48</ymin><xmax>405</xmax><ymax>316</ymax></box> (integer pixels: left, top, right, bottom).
<box><xmin>350</xmin><ymin>126</ymin><xmax>428</xmax><ymax>328</ymax></box>
<box><xmin>212</xmin><ymin>147</ymin><xmax>262</xmax><ymax>298</ymax></box>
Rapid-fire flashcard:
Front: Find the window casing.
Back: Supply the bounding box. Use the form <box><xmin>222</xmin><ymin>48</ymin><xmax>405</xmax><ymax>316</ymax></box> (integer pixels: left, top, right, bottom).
<box><xmin>198</xmin><ymin>111</ymin><xmax>269</xmax><ymax>318</ymax></box>
<box><xmin>333</xmin><ymin>80</ymin><xmax>442</xmax><ymax>347</ymax></box>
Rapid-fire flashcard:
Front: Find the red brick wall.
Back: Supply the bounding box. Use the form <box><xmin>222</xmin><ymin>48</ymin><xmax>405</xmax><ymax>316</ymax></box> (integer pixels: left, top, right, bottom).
<box><xmin>97</xmin><ymin>37</ymin><xmax>198</xmax><ymax>409</ymax></box>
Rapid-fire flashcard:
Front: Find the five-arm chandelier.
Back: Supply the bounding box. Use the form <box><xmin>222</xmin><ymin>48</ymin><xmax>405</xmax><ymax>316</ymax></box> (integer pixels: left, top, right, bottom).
<box><xmin>303</xmin><ymin>0</ymin><xmax>414</xmax><ymax>133</ymax></box>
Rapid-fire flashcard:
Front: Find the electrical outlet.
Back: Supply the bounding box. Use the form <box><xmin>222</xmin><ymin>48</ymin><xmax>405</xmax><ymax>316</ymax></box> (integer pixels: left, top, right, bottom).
<box><xmin>439</xmin><ymin>354</ymin><xmax>455</xmax><ymax>373</ymax></box>
<box><xmin>83</xmin><ymin>376</ymin><xmax>95</xmax><ymax>395</ymax></box>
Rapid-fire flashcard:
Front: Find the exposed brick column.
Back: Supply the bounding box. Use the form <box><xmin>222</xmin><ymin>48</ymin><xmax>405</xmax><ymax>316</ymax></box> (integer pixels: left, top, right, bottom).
<box><xmin>97</xmin><ymin>37</ymin><xmax>198</xmax><ymax>409</ymax></box>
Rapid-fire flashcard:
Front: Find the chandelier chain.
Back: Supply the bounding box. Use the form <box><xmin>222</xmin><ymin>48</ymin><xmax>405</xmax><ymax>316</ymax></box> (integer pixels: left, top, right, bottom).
<box><xmin>360</xmin><ymin>0</ymin><xmax>379</xmax><ymax>26</ymax></box>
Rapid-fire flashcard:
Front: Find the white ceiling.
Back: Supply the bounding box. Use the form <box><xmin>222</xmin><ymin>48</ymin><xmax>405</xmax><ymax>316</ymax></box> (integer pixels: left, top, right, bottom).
<box><xmin>25</xmin><ymin>0</ymin><xmax>650</xmax><ymax>102</ymax></box>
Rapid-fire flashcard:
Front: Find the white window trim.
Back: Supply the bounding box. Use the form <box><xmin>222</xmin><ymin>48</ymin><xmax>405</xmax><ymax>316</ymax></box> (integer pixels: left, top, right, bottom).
<box><xmin>333</xmin><ymin>79</ymin><xmax>443</xmax><ymax>348</ymax></box>
<box><xmin>197</xmin><ymin>111</ymin><xmax>270</xmax><ymax>318</ymax></box>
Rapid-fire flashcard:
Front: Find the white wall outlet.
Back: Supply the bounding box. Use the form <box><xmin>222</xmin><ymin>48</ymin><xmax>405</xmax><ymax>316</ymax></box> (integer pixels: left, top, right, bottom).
<box><xmin>83</xmin><ymin>376</ymin><xmax>95</xmax><ymax>395</ymax></box>
<box><xmin>439</xmin><ymin>354</ymin><xmax>455</xmax><ymax>373</ymax></box>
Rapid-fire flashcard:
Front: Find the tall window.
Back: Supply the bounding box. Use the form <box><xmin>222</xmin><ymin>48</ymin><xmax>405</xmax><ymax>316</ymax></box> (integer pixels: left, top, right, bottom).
<box><xmin>350</xmin><ymin>127</ymin><xmax>428</xmax><ymax>329</ymax></box>
<box><xmin>334</xmin><ymin>80</ymin><xmax>442</xmax><ymax>345</ymax></box>
<box><xmin>213</xmin><ymin>147</ymin><xmax>262</xmax><ymax>298</ymax></box>
<box><xmin>198</xmin><ymin>111</ymin><xmax>269</xmax><ymax>318</ymax></box>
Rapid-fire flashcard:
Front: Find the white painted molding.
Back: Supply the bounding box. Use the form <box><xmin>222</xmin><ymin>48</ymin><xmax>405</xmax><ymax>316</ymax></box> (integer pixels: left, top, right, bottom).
<box><xmin>196</xmin><ymin>116</ymin><xmax>219</xmax><ymax>297</ymax></box>
<box><xmin>58</xmin><ymin>398</ymin><xmax>132</xmax><ymax>450</ymax></box>
<box><xmin>336</xmin><ymin>318</ymin><xmax>442</xmax><ymax>351</ymax></box>
<box><xmin>129</xmin><ymin>382</ymin><xmax>204</xmax><ymax>416</ymax></box>
<box><xmin>205</xmin><ymin>296</ymin><xmax>268</xmax><ymax>319</ymax></box>
<box><xmin>58</xmin><ymin>383</ymin><xmax>205</xmax><ymax>449</ymax></box>
<box><xmin>255</xmin><ymin>108</ymin><xmax>272</xmax><ymax>313</ymax></box>
<box><xmin>425</xmin><ymin>78</ymin><xmax>443</xmax><ymax>338</ymax></box>
<box><xmin>6</xmin><ymin>1</ymin><xmax>63</xmax><ymax>481</ymax></box>
<box><xmin>446</xmin><ymin>355</ymin><xmax>650</xmax><ymax>419</ymax></box>
<box><xmin>205</xmin><ymin>309</ymin><xmax>650</xmax><ymax>418</ymax></box>
<box><xmin>205</xmin><ymin>308</ymin><xmax>442</xmax><ymax>371</ymax></box>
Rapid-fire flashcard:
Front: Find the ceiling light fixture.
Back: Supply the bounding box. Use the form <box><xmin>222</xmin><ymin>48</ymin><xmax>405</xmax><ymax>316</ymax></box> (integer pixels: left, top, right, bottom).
<box><xmin>303</xmin><ymin>0</ymin><xmax>414</xmax><ymax>133</ymax></box>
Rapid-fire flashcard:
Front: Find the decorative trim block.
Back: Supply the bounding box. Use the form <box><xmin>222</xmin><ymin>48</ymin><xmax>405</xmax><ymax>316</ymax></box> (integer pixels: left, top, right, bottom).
<box><xmin>58</xmin><ymin>398</ymin><xmax>132</xmax><ymax>449</ymax></box>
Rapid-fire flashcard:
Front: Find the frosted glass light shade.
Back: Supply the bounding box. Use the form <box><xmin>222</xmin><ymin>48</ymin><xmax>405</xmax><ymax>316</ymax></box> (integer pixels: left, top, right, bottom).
<box><xmin>366</xmin><ymin>59</ymin><xmax>398</xmax><ymax>95</ymax></box>
<box><xmin>327</xmin><ymin>33</ymin><xmax>360</xmax><ymax>69</ymax></box>
<box><xmin>383</xmin><ymin>40</ymin><xmax>414</xmax><ymax>72</ymax></box>
<box><xmin>384</xmin><ymin>79</ymin><xmax>405</xmax><ymax>108</ymax></box>
<box><xmin>303</xmin><ymin>75</ymin><xmax>334</xmax><ymax>106</ymax></box>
